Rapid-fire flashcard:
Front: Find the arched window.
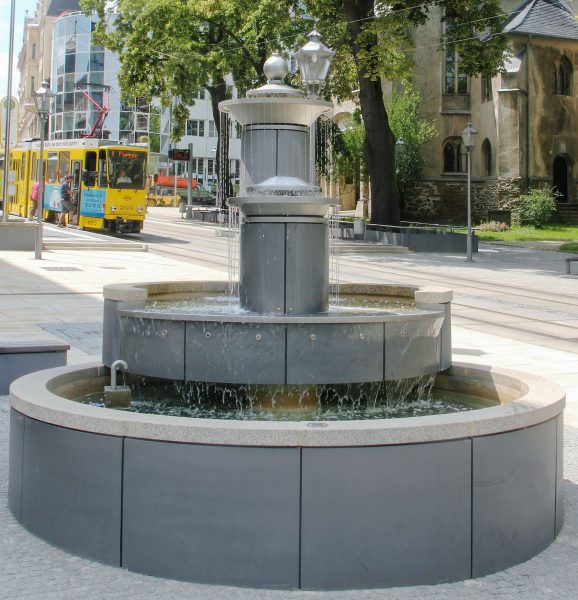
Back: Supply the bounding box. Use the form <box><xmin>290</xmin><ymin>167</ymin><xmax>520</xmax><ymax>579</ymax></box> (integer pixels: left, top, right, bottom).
<box><xmin>442</xmin><ymin>138</ymin><xmax>464</xmax><ymax>173</ymax></box>
<box><xmin>482</xmin><ymin>139</ymin><xmax>492</xmax><ymax>176</ymax></box>
<box><xmin>554</xmin><ymin>56</ymin><xmax>573</xmax><ymax>96</ymax></box>
<box><xmin>445</xmin><ymin>48</ymin><xmax>468</xmax><ymax>95</ymax></box>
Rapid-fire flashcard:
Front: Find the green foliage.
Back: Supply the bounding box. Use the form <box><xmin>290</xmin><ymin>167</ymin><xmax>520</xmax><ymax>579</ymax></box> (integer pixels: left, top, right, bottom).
<box><xmin>80</xmin><ymin>0</ymin><xmax>305</xmax><ymax>139</ymax></box>
<box><xmin>385</xmin><ymin>90</ymin><xmax>436</xmax><ymax>213</ymax></box>
<box><xmin>326</xmin><ymin>112</ymin><xmax>367</xmax><ymax>189</ymax></box>
<box><xmin>305</xmin><ymin>0</ymin><xmax>508</xmax><ymax>104</ymax></box>
<box><xmin>560</xmin><ymin>242</ymin><xmax>578</xmax><ymax>253</ymax></box>
<box><xmin>303</xmin><ymin>0</ymin><xmax>507</xmax><ymax>224</ymax></box>
<box><xmin>511</xmin><ymin>187</ymin><xmax>558</xmax><ymax>228</ymax></box>
<box><xmin>476</xmin><ymin>224</ymin><xmax>578</xmax><ymax>243</ymax></box>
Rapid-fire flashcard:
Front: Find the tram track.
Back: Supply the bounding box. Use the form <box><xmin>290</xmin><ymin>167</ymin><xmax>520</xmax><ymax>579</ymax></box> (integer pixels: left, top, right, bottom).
<box><xmin>336</xmin><ymin>255</ymin><xmax>578</xmax><ymax>307</ymax></box>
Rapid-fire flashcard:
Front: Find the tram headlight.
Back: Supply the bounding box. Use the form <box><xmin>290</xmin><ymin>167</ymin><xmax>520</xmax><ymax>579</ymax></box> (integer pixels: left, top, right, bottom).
<box><xmin>137</xmin><ymin>206</ymin><xmax>143</xmax><ymax>213</ymax></box>
<box><xmin>111</xmin><ymin>205</ymin><xmax>117</xmax><ymax>213</ymax></box>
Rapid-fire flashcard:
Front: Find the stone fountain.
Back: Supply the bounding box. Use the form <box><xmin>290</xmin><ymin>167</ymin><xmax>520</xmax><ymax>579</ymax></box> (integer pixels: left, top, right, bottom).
<box><xmin>8</xmin><ymin>36</ymin><xmax>564</xmax><ymax>591</ymax></box>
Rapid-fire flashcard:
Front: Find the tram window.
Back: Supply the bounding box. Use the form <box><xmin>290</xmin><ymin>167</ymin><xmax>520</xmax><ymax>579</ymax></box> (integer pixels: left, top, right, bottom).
<box><xmin>83</xmin><ymin>151</ymin><xmax>97</xmax><ymax>186</ymax></box>
<box><xmin>72</xmin><ymin>161</ymin><xmax>82</xmax><ymax>189</ymax></box>
<box><xmin>108</xmin><ymin>149</ymin><xmax>147</xmax><ymax>189</ymax></box>
<box><xmin>32</xmin><ymin>155</ymin><xmax>37</xmax><ymax>181</ymax></box>
<box><xmin>58</xmin><ymin>151</ymin><xmax>71</xmax><ymax>179</ymax></box>
<box><xmin>98</xmin><ymin>149</ymin><xmax>108</xmax><ymax>187</ymax></box>
<box><xmin>46</xmin><ymin>152</ymin><xmax>58</xmax><ymax>183</ymax></box>
<box><xmin>21</xmin><ymin>156</ymin><xmax>26</xmax><ymax>180</ymax></box>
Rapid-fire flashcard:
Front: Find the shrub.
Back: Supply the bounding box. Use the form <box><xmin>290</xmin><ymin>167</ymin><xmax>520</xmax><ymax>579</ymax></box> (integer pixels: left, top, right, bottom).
<box><xmin>477</xmin><ymin>221</ymin><xmax>509</xmax><ymax>232</ymax></box>
<box><xmin>512</xmin><ymin>187</ymin><xmax>558</xmax><ymax>227</ymax></box>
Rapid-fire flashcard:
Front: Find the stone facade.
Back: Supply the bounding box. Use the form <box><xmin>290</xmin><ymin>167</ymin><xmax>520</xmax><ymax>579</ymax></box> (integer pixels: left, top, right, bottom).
<box><xmin>403</xmin><ymin>0</ymin><xmax>578</xmax><ymax>224</ymax></box>
<box><xmin>405</xmin><ymin>178</ymin><xmax>524</xmax><ymax>223</ymax></box>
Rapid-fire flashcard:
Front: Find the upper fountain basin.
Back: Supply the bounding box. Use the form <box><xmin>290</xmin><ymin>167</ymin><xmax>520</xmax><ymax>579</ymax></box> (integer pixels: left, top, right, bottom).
<box><xmin>219</xmin><ymin>97</ymin><xmax>332</xmax><ymax>127</ymax></box>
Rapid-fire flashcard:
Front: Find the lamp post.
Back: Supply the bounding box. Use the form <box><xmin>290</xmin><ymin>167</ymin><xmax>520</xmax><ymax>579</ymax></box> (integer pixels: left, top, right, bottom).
<box><xmin>295</xmin><ymin>28</ymin><xmax>335</xmax><ymax>184</ymax></box>
<box><xmin>461</xmin><ymin>122</ymin><xmax>478</xmax><ymax>262</ymax></box>
<box><xmin>32</xmin><ymin>80</ymin><xmax>55</xmax><ymax>260</ymax></box>
<box><xmin>1</xmin><ymin>0</ymin><xmax>16</xmax><ymax>224</ymax></box>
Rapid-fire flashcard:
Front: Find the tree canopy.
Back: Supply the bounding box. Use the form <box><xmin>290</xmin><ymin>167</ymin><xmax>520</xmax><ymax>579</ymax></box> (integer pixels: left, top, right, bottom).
<box><xmin>82</xmin><ymin>0</ymin><xmax>508</xmax><ymax>223</ymax></box>
<box><xmin>81</xmin><ymin>0</ymin><xmax>305</xmax><ymax>137</ymax></box>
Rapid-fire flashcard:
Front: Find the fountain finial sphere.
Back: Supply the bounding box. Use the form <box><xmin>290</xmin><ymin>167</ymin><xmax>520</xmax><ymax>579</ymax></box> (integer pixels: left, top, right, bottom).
<box><xmin>264</xmin><ymin>52</ymin><xmax>288</xmax><ymax>83</ymax></box>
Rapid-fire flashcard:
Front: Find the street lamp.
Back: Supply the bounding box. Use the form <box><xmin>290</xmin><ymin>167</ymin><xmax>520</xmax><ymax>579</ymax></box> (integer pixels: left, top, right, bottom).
<box><xmin>461</xmin><ymin>122</ymin><xmax>478</xmax><ymax>262</ymax></box>
<box><xmin>295</xmin><ymin>28</ymin><xmax>335</xmax><ymax>98</ymax></box>
<box><xmin>295</xmin><ymin>28</ymin><xmax>334</xmax><ymax>183</ymax></box>
<box><xmin>32</xmin><ymin>80</ymin><xmax>55</xmax><ymax>260</ymax></box>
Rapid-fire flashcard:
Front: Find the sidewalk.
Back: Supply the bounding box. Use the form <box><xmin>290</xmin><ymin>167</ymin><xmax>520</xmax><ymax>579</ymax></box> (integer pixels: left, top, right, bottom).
<box><xmin>1</xmin><ymin>244</ymin><xmax>578</xmax><ymax>599</ymax></box>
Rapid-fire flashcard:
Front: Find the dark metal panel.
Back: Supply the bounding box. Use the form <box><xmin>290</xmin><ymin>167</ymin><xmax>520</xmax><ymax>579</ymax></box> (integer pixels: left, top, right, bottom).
<box><xmin>285</xmin><ymin>222</ymin><xmax>328</xmax><ymax>314</ymax></box>
<box><xmin>276</xmin><ymin>128</ymin><xmax>309</xmax><ymax>181</ymax></box>
<box><xmin>556</xmin><ymin>414</ymin><xmax>564</xmax><ymax>535</ymax></box>
<box><xmin>286</xmin><ymin>322</ymin><xmax>384</xmax><ymax>384</ymax></box>
<box><xmin>239</xmin><ymin>222</ymin><xmax>286</xmax><ymax>313</ymax></box>
<box><xmin>472</xmin><ymin>419</ymin><xmax>557</xmax><ymax>577</ymax></box>
<box><xmin>8</xmin><ymin>409</ymin><xmax>25</xmax><ymax>520</ymax></box>
<box><xmin>300</xmin><ymin>441</ymin><xmax>472</xmax><ymax>589</ymax></box>
<box><xmin>120</xmin><ymin>317</ymin><xmax>185</xmax><ymax>380</ymax></box>
<box><xmin>20</xmin><ymin>418</ymin><xmax>123</xmax><ymax>565</ymax></box>
<box><xmin>122</xmin><ymin>440</ymin><xmax>301</xmax><ymax>588</ymax></box>
<box><xmin>185</xmin><ymin>321</ymin><xmax>286</xmax><ymax>384</ymax></box>
<box><xmin>384</xmin><ymin>317</ymin><xmax>441</xmax><ymax>380</ymax></box>
<box><xmin>241</xmin><ymin>128</ymin><xmax>278</xmax><ymax>188</ymax></box>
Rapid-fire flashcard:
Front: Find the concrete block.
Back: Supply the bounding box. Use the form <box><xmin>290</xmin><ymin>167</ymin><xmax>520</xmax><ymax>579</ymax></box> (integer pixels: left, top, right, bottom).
<box><xmin>0</xmin><ymin>340</ymin><xmax>69</xmax><ymax>394</ymax></box>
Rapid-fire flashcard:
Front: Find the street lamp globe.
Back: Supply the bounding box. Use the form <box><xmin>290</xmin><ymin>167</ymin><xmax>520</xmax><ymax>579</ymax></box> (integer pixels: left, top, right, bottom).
<box><xmin>295</xmin><ymin>29</ymin><xmax>335</xmax><ymax>97</ymax></box>
<box><xmin>32</xmin><ymin>80</ymin><xmax>55</xmax><ymax>121</ymax></box>
<box><xmin>461</xmin><ymin>122</ymin><xmax>478</xmax><ymax>150</ymax></box>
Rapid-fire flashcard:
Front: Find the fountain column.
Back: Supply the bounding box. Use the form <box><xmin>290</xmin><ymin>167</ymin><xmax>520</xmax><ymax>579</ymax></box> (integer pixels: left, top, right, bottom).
<box><xmin>220</xmin><ymin>54</ymin><xmax>336</xmax><ymax>315</ymax></box>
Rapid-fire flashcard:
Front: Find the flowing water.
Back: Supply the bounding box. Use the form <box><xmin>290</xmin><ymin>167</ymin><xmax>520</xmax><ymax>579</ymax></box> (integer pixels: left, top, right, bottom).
<box><xmin>78</xmin><ymin>377</ymin><xmax>495</xmax><ymax>421</ymax></box>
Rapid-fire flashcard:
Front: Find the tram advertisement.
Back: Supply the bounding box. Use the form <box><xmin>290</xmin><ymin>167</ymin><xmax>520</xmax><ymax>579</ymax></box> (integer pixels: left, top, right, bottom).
<box><xmin>45</xmin><ymin>184</ymin><xmax>63</xmax><ymax>211</ymax></box>
<box><xmin>81</xmin><ymin>188</ymin><xmax>105</xmax><ymax>218</ymax></box>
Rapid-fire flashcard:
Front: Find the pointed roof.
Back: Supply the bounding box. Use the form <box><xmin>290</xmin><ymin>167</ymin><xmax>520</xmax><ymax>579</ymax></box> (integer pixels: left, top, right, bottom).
<box><xmin>504</xmin><ymin>0</ymin><xmax>578</xmax><ymax>40</ymax></box>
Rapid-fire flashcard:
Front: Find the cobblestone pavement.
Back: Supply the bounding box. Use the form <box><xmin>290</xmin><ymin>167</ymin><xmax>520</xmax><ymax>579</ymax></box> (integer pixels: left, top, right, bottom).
<box><xmin>1</xmin><ymin>395</ymin><xmax>577</xmax><ymax>599</ymax></box>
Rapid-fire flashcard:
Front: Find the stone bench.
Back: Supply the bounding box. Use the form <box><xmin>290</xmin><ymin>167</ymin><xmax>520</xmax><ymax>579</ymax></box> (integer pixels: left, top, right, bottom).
<box><xmin>0</xmin><ymin>340</ymin><xmax>70</xmax><ymax>394</ymax></box>
<box><xmin>565</xmin><ymin>257</ymin><xmax>578</xmax><ymax>275</ymax></box>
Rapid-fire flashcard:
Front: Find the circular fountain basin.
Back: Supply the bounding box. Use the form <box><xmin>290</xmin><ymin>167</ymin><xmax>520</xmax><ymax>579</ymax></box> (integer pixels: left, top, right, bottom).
<box><xmin>102</xmin><ymin>281</ymin><xmax>452</xmax><ymax>385</ymax></box>
<box><xmin>8</xmin><ymin>363</ymin><xmax>564</xmax><ymax>590</ymax></box>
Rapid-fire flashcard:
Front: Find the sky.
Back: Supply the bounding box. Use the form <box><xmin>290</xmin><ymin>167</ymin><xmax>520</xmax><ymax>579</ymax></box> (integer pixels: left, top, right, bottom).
<box><xmin>0</xmin><ymin>0</ymin><xmax>41</xmax><ymax>101</ymax></box>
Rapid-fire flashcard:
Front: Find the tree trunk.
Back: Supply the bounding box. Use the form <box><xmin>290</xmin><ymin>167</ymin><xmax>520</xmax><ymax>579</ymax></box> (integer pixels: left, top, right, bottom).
<box><xmin>341</xmin><ymin>0</ymin><xmax>400</xmax><ymax>225</ymax></box>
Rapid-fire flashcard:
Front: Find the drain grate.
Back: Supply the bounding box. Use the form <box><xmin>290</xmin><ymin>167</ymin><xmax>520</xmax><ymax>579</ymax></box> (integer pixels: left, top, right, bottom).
<box><xmin>41</xmin><ymin>267</ymin><xmax>82</xmax><ymax>272</ymax></box>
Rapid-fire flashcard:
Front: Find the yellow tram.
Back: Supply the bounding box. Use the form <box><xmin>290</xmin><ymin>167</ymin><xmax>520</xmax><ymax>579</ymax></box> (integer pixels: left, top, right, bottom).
<box><xmin>3</xmin><ymin>139</ymin><xmax>148</xmax><ymax>233</ymax></box>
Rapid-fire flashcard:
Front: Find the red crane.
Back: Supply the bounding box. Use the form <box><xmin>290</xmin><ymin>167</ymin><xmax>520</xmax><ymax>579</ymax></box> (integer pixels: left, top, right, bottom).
<box><xmin>74</xmin><ymin>82</ymin><xmax>111</xmax><ymax>139</ymax></box>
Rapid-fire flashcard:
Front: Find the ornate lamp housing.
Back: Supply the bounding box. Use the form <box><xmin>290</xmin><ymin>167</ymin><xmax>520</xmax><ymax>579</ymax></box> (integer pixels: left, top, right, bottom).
<box><xmin>461</xmin><ymin>122</ymin><xmax>478</xmax><ymax>150</ymax></box>
<box><xmin>295</xmin><ymin>29</ymin><xmax>335</xmax><ymax>98</ymax></box>
<box><xmin>33</xmin><ymin>80</ymin><xmax>55</xmax><ymax>121</ymax></box>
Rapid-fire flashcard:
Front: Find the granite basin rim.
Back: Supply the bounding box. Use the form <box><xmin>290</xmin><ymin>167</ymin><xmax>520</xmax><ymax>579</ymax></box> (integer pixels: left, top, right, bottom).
<box><xmin>9</xmin><ymin>362</ymin><xmax>565</xmax><ymax>447</ymax></box>
<box><xmin>118</xmin><ymin>307</ymin><xmax>444</xmax><ymax>324</ymax></box>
